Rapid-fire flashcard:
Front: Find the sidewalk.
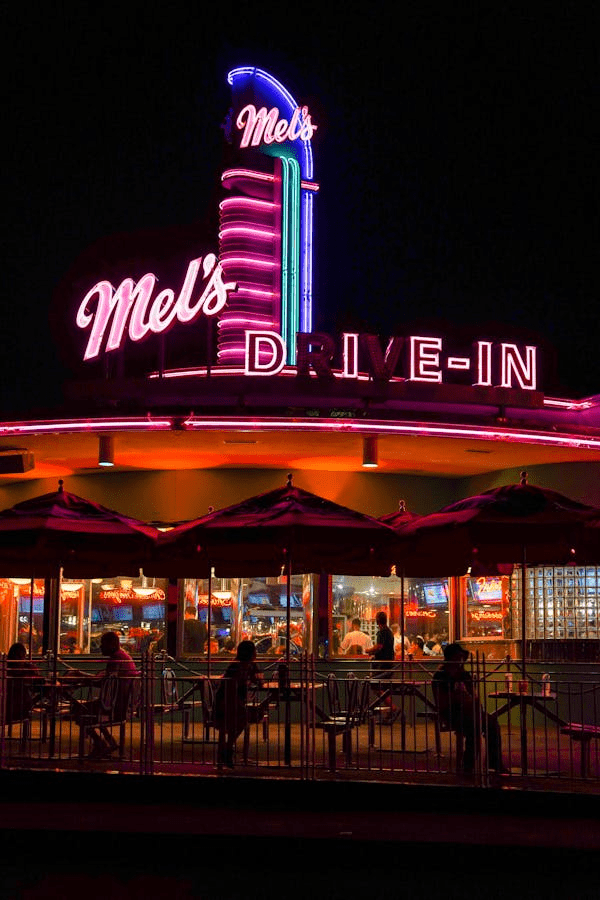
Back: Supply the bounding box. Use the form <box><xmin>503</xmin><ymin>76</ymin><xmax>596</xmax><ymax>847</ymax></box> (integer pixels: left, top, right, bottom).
<box><xmin>1</xmin><ymin>768</ymin><xmax>600</xmax><ymax>849</ymax></box>
<box><xmin>1</xmin><ymin>770</ymin><xmax>599</xmax><ymax>899</ymax></box>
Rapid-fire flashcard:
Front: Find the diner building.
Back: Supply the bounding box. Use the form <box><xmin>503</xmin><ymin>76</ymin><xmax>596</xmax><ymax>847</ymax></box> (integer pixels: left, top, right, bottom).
<box><xmin>2</xmin><ymin>66</ymin><xmax>600</xmax><ymax>667</ymax></box>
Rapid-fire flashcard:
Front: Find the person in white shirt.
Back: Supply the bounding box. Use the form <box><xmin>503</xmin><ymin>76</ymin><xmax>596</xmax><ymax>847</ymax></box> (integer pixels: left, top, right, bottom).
<box><xmin>391</xmin><ymin>623</ymin><xmax>411</xmax><ymax>658</ymax></box>
<box><xmin>339</xmin><ymin>618</ymin><xmax>373</xmax><ymax>656</ymax></box>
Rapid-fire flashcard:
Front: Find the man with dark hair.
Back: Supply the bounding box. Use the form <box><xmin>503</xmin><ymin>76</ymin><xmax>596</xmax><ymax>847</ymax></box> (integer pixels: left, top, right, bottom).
<box><xmin>183</xmin><ymin>604</ymin><xmax>208</xmax><ymax>655</ymax></box>
<box><xmin>432</xmin><ymin>643</ymin><xmax>506</xmax><ymax>775</ymax></box>
<box><xmin>365</xmin><ymin>610</ymin><xmax>394</xmax><ymax>675</ymax></box>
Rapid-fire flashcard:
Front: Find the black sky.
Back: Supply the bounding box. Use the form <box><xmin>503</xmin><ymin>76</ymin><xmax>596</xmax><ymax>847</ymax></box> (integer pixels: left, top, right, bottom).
<box><xmin>3</xmin><ymin>4</ymin><xmax>597</xmax><ymax>414</ymax></box>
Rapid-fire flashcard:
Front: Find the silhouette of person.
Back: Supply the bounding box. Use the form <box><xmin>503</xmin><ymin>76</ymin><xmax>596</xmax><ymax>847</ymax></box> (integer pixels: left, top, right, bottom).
<box><xmin>214</xmin><ymin>640</ymin><xmax>263</xmax><ymax>769</ymax></box>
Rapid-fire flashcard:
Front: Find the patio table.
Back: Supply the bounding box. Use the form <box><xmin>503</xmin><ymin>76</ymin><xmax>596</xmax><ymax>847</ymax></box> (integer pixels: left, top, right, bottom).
<box><xmin>259</xmin><ymin>681</ymin><xmax>326</xmax><ymax>765</ymax></box>
<box><xmin>489</xmin><ymin>690</ymin><xmax>567</xmax><ymax>775</ymax></box>
<box><xmin>367</xmin><ymin>679</ymin><xmax>439</xmax><ymax>751</ymax></box>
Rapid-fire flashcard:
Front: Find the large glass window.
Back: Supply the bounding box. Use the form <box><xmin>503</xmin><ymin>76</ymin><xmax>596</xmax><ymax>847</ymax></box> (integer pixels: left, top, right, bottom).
<box><xmin>511</xmin><ymin>565</ymin><xmax>600</xmax><ymax>640</ymax></box>
<box><xmin>331</xmin><ymin>574</ymin><xmax>450</xmax><ymax>658</ymax></box>
<box><xmin>460</xmin><ymin>574</ymin><xmax>511</xmax><ymax>639</ymax></box>
<box><xmin>182</xmin><ymin>574</ymin><xmax>313</xmax><ymax>657</ymax></box>
<box><xmin>0</xmin><ymin>574</ymin><xmax>168</xmax><ymax>655</ymax></box>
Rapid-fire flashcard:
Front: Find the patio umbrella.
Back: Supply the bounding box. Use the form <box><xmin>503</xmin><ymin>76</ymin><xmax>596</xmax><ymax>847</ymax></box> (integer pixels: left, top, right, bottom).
<box><xmin>155</xmin><ymin>473</ymin><xmax>399</xmax><ymax>653</ymax></box>
<box><xmin>0</xmin><ymin>480</ymin><xmax>159</xmax><ymax>656</ymax></box>
<box><xmin>394</xmin><ymin>471</ymin><xmax>598</xmax><ymax>670</ymax></box>
<box><xmin>157</xmin><ymin>474</ymin><xmax>398</xmax><ymax>764</ymax></box>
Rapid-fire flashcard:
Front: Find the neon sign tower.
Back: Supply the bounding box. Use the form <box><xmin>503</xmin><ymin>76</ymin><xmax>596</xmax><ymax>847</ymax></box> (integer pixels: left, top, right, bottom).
<box><xmin>218</xmin><ymin>67</ymin><xmax>319</xmax><ymax>366</ymax></box>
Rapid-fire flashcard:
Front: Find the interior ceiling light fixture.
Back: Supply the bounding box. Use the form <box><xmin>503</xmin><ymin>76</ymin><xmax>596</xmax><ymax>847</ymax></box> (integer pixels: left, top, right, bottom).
<box><xmin>362</xmin><ymin>436</ymin><xmax>379</xmax><ymax>468</ymax></box>
<box><xmin>98</xmin><ymin>435</ymin><xmax>114</xmax><ymax>467</ymax></box>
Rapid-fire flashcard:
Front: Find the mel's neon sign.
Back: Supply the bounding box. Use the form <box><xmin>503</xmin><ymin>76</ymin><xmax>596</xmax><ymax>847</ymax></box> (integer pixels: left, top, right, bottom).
<box><xmin>236</xmin><ymin>104</ymin><xmax>317</xmax><ymax>148</ymax></box>
<box><xmin>76</xmin><ymin>255</ymin><xmax>237</xmax><ymax>361</ymax></box>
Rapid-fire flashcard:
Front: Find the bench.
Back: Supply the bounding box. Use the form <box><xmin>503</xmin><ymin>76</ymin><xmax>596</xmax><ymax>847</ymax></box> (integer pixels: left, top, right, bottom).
<box><xmin>560</xmin><ymin>723</ymin><xmax>600</xmax><ymax>777</ymax></box>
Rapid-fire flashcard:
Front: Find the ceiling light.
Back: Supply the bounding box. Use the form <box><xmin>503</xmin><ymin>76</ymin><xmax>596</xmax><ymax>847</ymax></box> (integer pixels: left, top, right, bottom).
<box><xmin>98</xmin><ymin>435</ymin><xmax>114</xmax><ymax>467</ymax></box>
<box><xmin>362</xmin><ymin>436</ymin><xmax>378</xmax><ymax>468</ymax></box>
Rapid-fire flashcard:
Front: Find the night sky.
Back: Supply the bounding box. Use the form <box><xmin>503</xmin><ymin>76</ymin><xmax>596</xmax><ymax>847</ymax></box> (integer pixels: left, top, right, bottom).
<box><xmin>4</xmin><ymin>5</ymin><xmax>597</xmax><ymax>415</ymax></box>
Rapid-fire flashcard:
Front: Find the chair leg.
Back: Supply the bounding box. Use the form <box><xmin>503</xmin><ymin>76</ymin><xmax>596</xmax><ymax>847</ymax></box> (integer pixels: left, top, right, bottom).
<box><xmin>580</xmin><ymin>738</ymin><xmax>592</xmax><ymax>778</ymax></box>
<box><xmin>243</xmin><ymin>725</ymin><xmax>250</xmax><ymax>764</ymax></box>
<box><xmin>434</xmin><ymin>719</ymin><xmax>442</xmax><ymax>756</ymax></box>
<box><xmin>262</xmin><ymin>714</ymin><xmax>269</xmax><ymax>742</ymax></box>
<box><xmin>327</xmin><ymin>730</ymin><xmax>337</xmax><ymax>772</ymax></box>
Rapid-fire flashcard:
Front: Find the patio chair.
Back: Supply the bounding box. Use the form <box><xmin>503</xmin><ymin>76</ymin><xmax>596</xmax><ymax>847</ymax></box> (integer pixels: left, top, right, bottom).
<box><xmin>315</xmin><ymin>675</ymin><xmax>363</xmax><ymax>772</ymax></box>
<box><xmin>78</xmin><ymin>674</ymin><xmax>140</xmax><ymax>759</ymax></box>
<box><xmin>155</xmin><ymin>667</ymin><xmax>202</xmax><ymax>741</ymax></box>
<box><xmin>198</xmin><ymin>677</ymin><xmax>219</xmax><ymax>743</ymax></box>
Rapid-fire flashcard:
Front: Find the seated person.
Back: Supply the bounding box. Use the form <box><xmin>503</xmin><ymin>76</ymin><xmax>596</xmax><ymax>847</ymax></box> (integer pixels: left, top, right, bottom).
<box><xmin>5</xmin><ymin>642</ymin><xmax>44</xmax><ymax>723</ymax></box>
<box><xmin>432</xmin><ymin>642</ymin><xmax>505</xmax><ymax>775</ymax></box>
<box><xmin>214</xmin><ymin>640</ymin><xmax>264</xmax><ymax>769</ymax></box>
<box><xmin>339</xmin><ymin>618</ymin><xmax>372</xmax><ymax>656</ymax></box>
<box><xmin>70</xmin><ymin>631</ymin><xmax>138</xmax><ymax>758</ymax></box>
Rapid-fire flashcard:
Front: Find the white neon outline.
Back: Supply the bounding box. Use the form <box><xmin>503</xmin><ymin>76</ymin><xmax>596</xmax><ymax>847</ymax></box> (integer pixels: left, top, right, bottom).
<box><xmin>474</xmin><ymin>341</ymin><xmax>493</xmax><ymax>387</ymax></box>
<box><xmin>446</xmin><ymin>357</ymin><xmax>470</xmax><ymax>370</ymax></box>
<box><xmin>342</xmin><ymin>333</ymin><xmax>359</xmax><ymax>379</ymax></box>
<box><xmin>409</xmin><ymin>336</ymin><xmax>443</xmax><ymax>383</ymax></box>
<box><xmin>244</xmin><ymin>331</ymin><xmax>286</xmax><ymax>376</ymax></box>
<box><xmin>500</xmin><ymin>344</ymin><xmax>537</xmax><ymax>391</ymax></box>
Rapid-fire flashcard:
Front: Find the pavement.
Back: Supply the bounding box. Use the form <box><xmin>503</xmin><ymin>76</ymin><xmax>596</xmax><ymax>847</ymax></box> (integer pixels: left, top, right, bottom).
<box><xmin>1</xmin><ymin>770</ymin><xmax>599</xmax><ymax>898</ymax></box>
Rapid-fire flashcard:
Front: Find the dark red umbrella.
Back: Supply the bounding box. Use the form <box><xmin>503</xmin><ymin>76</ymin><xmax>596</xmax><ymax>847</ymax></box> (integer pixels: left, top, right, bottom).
<box><xmin>0</xmin><ymin>479</ymin><xmax>159</xmax><ymax>675</ymax></box>
<box><xmin>155</xmin><ymin>474</ymin><xmax>399</xmax><ymax>579</ymax></box>
<box><xmin>394</xmin><ymin>472</ymin><xmax>598</xmax><ymax>668</ymax></box>
<box><xmin>0</xmin><ymin>479</ymin><xmax>158</xmax><ymax>578</ymax></box>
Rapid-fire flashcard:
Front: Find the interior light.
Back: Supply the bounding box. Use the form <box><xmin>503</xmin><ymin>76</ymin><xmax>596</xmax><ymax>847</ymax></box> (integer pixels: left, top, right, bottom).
<box><xmin>362</xmin><ymin>436</ymin><xmax>378</xmax><ymax>468</ymax></box>
<box><xmin>98</xmin><ymin>435</ymin><xmax>114</xmax><ymax>467</ymax></box>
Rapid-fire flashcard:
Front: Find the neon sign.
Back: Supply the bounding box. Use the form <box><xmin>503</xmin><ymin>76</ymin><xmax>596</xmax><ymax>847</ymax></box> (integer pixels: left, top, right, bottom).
<box><xmin>469</xmin><ymin>610</ymin><xmax>504</xmax><ymax>622</ymax></box>
<box><xmin>76</xmin><ymin>255</ymin><xmax>236</xmax><ymax>361</ymax></box>
<box><xmin>236</xmin><ymin>104</ymin><xmax>317</xmax><ymax>148</ymax></box>
<box><xmin>243</xmin><ymin>330</ymin><xmax>539</xmax><ymax>390</ymax></box>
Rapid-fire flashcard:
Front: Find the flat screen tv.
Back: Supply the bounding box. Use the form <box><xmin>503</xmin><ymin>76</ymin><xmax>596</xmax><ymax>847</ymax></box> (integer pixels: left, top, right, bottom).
<box><xmin>18</xmin><ymin>597</ymin><xmax>44</xmax><ymax>615</ymax></box>
<box><xmin>142</xmin><ymin>603</ymin><xmax>165</xmax><ymax>620</ymax></box>
<box><xmin>110</xmin><ymin>605</ymin><xmax>133</xmax><ymax>622</ymax></box>
<box><xmin>423</xmin><ymin>582</ymin><xmax>448</xmax><ymax>606</ymax></box>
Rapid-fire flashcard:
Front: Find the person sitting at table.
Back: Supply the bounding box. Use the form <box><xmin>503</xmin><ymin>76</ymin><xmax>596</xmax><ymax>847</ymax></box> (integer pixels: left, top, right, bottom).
<box><xmin>432</xmin><ymin>642</ymin><xmax>506</xmax><ymax>775</ymax></box>
<box><xmin>214</xmin><ymin>639</ymin><xmax>263</xmax><ymax>770</ymax></box>
<box><xmin>5</xmin><ymin>642</ymin><xmax>44</xmax><ymax>724</ymax></box>
<box><xmin>70</xmin><ymin>631</ymin><xmax>139</xmax><ymax>758</ymax></box>
<box><xmin>339</xmin><ymin>618</ymin><xmax>372</xmax><ymax>656</ymax></box>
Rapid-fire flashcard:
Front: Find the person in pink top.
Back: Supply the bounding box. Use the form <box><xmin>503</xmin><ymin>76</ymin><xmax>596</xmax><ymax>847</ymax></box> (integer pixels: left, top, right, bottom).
<box><xmin>70</xmin><ymin>631</ymin><xmax>138</xmax><ymax>757</ymax></box>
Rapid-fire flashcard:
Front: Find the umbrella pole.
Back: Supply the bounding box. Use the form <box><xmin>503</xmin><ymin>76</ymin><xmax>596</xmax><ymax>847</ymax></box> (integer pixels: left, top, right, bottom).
<box><xmin>286</xmin><ymin>554</ymin><xmax>291</xmax><ymax>666</ymax></box>
<box><xmin>48</xmin><ymin>567</ymin><xmax>62</xmax><ymax>758</ymax></box>
<box><xmin>400</xmin><ymin>572</ymin><xmax>405</xmax><ymax>681</ymax></box>
<box><xmin>284</xmin><ymin>553</ymin><xmax>292</xmax><ymax>766</ymax></box>
<box><xmin>521</xmin><ymin>546</ymin><xmax>527</xmax><ymax>680</ymax></box>
<box><xmin>28</xmin><ymin>576</ymin><xmax>34</xmax><ymax>660</ymax></box>
<box><xmin>207</xmin><ymin>569</ymin><xmax>212</xmax><ymax>678</ymax></box>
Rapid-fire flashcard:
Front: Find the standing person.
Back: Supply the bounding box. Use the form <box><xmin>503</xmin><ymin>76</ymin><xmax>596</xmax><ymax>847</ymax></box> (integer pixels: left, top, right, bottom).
<box><xmin>366</xmin><ymin>610</ymin><xmax>395</xmax><ymax>682</ymax></box>
<box><xmin>214</xmin><ymin>640</ymin><xmax>263</xmax><ymax>769</ymax></box>
<box><xmin>183</xmin><ymin>605</ymin><xmax>208</xmax><ymax>655</ymax></box>
<box><xmin>339</xmin><ymin>617</ymin><xmax>373</xmax><ymax>656</ymax></box>
<box><xmin>432</xmin><ymin>643</ymin><xmax>506</xmax><ymax>775</ymax></box>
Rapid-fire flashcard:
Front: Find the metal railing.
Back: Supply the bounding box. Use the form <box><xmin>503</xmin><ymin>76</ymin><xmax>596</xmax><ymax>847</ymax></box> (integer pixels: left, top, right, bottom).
<box><xmin>1</xmin><ymin>652</ymin><xmax>600</xmax><ymax>792</ymax></box>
